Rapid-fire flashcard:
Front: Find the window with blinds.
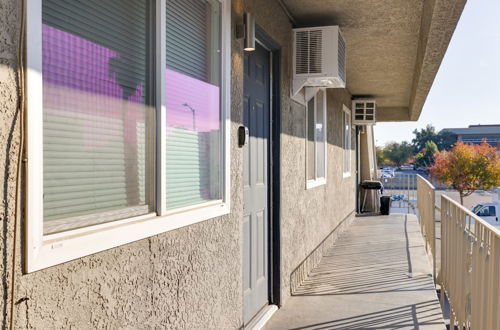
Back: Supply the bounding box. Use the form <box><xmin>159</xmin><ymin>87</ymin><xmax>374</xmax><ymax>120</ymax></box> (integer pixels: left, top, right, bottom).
<box><xmin>165</xmin><ymin>0</ymin><xmax>223</xmax><ymax>210</ymax></box>
<box><xmin>343</xmin><ymin>107</ymin><xmax>352</xmax><ymax>174</ymax></box>
<box><xmin>42</xmin><ymin>0</ymin><xmax>154</xmax><ymax>234</ymax></box>
<box><xmin>306</xmin><ymin>91</ymin><xmax>327</xmax><ymax>185</ymax></box>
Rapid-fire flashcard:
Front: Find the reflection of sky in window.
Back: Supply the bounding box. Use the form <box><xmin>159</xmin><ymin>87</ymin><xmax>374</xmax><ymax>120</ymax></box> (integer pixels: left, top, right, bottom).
<box><xmin>42</xmin><ymin>24</ymin><xmax>220</xmax><ymax>136</ymax></box>
<box><xmin>166</xmin><ymin>69</ymin><xmax>220</xmax><ymax>133</ymax></box>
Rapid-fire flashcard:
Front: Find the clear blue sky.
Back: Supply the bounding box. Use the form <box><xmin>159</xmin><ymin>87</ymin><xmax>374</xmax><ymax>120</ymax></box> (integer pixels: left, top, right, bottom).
<box><xmin>374</xmin><ymin>0</ymin><xmax>500</xmax><ymax>147</ymax></box>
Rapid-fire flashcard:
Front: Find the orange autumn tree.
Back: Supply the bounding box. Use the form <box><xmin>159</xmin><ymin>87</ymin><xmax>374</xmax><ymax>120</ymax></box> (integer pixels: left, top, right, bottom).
<box><xmin>429</xmin><ymin>140</ymin><xmax>500</xmax><ymax>205</ymax></box>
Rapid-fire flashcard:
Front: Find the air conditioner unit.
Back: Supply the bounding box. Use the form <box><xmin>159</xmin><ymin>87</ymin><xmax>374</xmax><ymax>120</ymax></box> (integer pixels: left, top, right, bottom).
<box><xmin>292</xmin><ymin>26</ymin><xmax>346</xmax><ymax>97</ymax></box>
<box><xmin>352</xmin><ymin>100</ymin><xmax>376</xmax><ymax>125</ymax></box>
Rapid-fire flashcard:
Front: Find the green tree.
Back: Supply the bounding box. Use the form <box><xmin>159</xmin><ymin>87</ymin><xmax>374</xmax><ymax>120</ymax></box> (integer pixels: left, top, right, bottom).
<box><xmin>430</xmin><ymin>141</ymin><xmax>500</xmax><ymax>204</ymax></box>
<box><xmin>384</xmin><ymin>141</ymin><xmax>413</xmax><ymax>166</ymax></box>
<box><xmin>412</xmin><ymin>125</ymin><xmax>438</xmax><ymax>153</ymax></box>
<box><xmin>376</xmin><ymin>146</ymin><xmax>385</xmax><ymax>166</ymax></box>
<box><xmin>436</xmin><ymin>130</ymin><xmax>456</xmax><ymax>151</ymax></box>
<box><xmin>414</xmin><ymin>141</ymin><xmax>438</xmax><ymax>168</ymax></box>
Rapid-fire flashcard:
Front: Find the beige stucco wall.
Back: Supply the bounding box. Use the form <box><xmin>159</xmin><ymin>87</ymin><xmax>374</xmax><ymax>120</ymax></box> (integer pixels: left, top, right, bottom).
<box><xmin>0</xmin><ymin>0</ymin><xmax>357</xmax><ymax>328</ymax></box>
<box><xmin>280</xmin><ymin>87</ymin><xmax>357</xmax><ymax>304</ymax></box>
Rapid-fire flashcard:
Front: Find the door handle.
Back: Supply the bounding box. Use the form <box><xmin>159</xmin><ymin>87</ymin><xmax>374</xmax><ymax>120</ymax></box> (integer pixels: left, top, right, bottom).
<box><xmin>238</xmin><ymin>126</ymin><xmax>249</xmax><ymax>147</ymax></box>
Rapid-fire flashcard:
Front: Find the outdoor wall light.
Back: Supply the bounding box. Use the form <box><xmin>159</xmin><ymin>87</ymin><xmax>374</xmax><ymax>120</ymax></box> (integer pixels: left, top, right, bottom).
<box><xmin>243</xmin><ymin>12</ymin><xmax>255</xmax><ymax>51</ymax></box>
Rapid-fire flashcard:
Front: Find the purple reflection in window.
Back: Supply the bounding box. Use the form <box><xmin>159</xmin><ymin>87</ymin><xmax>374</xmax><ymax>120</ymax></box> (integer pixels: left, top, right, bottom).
<box><xmin>42</xmin><ymin>24</ymin><xmax>146</xmax><ymax>149</ymax></box>
<box><xmin>165</xmin><ymin>69</ymin><xmax>220</xmax><ymax>132</ymax></box>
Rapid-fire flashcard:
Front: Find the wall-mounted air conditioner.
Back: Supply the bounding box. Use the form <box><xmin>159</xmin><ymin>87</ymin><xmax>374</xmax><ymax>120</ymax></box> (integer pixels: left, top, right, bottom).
<box><xmin>352</xmin><ymin>100</ymin><xmax>376</xmax><ymax>125</ymax></box>
<box><xmin>292</xmin><ymin>25</ymin><xmax>346</xmax><ymax>97</ymax></box>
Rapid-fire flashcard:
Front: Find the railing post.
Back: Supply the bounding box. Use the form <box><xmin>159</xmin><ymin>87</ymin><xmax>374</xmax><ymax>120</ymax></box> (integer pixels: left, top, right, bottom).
<box><xmin>431</xmin><ymin>188</ymin><xmax>436</xmax><ymax>284</ymax></box>
<box><xmin>407</xmin><ymin>174</ymin><xmax>410</xmax><ymax>214</ymax></box>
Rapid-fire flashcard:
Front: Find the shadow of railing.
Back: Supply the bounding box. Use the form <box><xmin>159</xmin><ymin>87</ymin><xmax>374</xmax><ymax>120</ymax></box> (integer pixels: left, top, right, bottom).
<box><xmin>293</xmin><ymin>215</ymin><xmax>434</xmax><ymax>297</ymax></box>
<box><xmin>290</xmin><ymin>301</ymin><xmax>444</xmax><ymax>330</ymax></box>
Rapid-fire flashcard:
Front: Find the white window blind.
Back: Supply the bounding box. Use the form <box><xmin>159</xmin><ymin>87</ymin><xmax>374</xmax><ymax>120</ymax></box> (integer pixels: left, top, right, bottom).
<box><xmin>307</xmin><ymin>98</ymin><xmax>316</xmax><ymax>181</ymax></box>
<box><xmin>306</xmin><ymin>91</ymin><xmax>327</xmax><ymax>184</ymax></box>
<box><xmin>343</xmin><ymin>107</ymin><xmax>352</xmax><ymax>174</ymax></box>
<box><xmin>165</xmin><ymin>0</ymin><xmax>223</xmax><ymax>210</ymax></box>
<box><xmin>42</xmin><ymin>0</ymin><xmax>154</xmax><ymax>234</ymax></box>
<box><xmin>316</xmin><ymin>90</ymin><xmax>326</xmax><ymax>178</ymax></box>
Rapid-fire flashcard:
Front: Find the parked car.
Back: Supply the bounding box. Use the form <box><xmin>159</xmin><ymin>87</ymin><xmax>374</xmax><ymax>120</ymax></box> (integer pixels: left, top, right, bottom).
<box><xmin>380</xmin><ymin>172</ymin><xmax>392</xmax><ymax>179</ymax></box>
<box><xmin>471</xmin><ymin>203</ymin><xmax>500</xmax><ymax>227</ymax></box>
<box><xmin>380</xmin><ymin>168</ymin><xmax>395</xmax><ymax>178</ymax></box>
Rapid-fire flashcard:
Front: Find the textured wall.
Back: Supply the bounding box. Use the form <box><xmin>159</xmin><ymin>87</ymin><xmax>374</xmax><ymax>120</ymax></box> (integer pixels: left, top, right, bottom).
<box><xmin>3</xmin><ymin>0</ymin><xmax>245</xmax><ymax>328</ymax></box>
<box><xmin>0</xmin><ymin>0</ymin><xmax>22</xmax><ymax>329</ymax></box>
<box><xmin>1</xmin><ymin>0</ymin><xmax>358</xmax><ymax>328</ymax></box>
<box><xmin>280</xmin><ymin>87</ymin><xmax>357</xmax><ymax>304</ymax></box>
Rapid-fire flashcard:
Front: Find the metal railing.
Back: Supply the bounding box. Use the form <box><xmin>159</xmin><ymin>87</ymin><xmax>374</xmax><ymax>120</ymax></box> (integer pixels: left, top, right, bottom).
<box><xmin>440</xmin><ymin>195</ymin><xmax>500</xmax><ymax>330</ymax></box>
<box><xmin>416</xmin><ymin>175</ymin><xmax>436</xmax><ymax>282</ymax></box>
<box><xmin>416</xmin><ymin>175</ymin><xmax>500</xmax><ymax>329</ymax></box>
<box><xmin>380</xmin><ymin>173</ymin><xmax>417</xmax><ymax>212</ymax></box>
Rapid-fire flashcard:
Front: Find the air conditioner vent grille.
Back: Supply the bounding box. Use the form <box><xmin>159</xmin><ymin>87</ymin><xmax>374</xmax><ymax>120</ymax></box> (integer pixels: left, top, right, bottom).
<box><xmin>292</xmin><ymin>26</ymin><xmax>346</xmax><ymax>96</ymax></box>
<box><xmin>295</xmin><ymin>31</ymin><xmax>309</xmax><ymax>74</ymax></box>
<box><xmin>295</xmin><ymin>29</ymin><xmax>323</xmax><ymax>75</ymax></box>
<box><xmin>338</xmin><ymin>32</ymin><xmax>346</xmax><ymax>82</ymax></box>
<box><xmin>352</xmin><ymin>100</ymin><xmax>376</xmax><ymax>125</ymax></box>
<box><xmin>309</xmin><ymin>30</ymin><xmax>323</xmax><ymax>74</ymax></box>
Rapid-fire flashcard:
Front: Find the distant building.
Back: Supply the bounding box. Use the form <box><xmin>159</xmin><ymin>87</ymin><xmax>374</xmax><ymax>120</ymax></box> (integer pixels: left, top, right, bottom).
<box><xmin>441</xmin><ymin>124</ymin><xmax>500</xmax><ymax>149</ymax></box>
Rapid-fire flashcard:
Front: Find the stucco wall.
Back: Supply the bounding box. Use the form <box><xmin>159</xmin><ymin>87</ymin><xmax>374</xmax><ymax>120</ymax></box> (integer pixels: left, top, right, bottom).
<box><xmin>280</xmin><ymin>87</ymin><xmax>357</xmax><ymax>303</ymax></box>
<box><xmin>1</xmin><ymin>0</ymin><xmax>357</xmax><ymax>328</ymax></box>
<box><xmin>2</xmin><ymin>0</ymin><xmax>247</xmax><ymax>328</ymax></box>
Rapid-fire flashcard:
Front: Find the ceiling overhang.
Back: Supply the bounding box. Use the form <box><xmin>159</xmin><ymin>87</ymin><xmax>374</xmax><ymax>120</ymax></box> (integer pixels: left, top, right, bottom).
<box><xmin>281</xmin><ymin>0</ymin><xmax>467</xmax><ymax>122</ymax></box>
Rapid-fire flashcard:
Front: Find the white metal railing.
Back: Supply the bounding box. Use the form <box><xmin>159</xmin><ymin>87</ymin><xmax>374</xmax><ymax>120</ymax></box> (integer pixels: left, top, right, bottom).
<box><xmin>416</xmin><ymin>175</ymin><xmax>436</xmax><ymax>281</ymax></box>
<box><xmin>416</xmin><ymin>176</ymin><xmax>500</xmax><ymax>329</ymax></box>
<box><xmin>440</xmin><ymin>195</ymin><xmax>500</xmax><ymax>330</ymax></box>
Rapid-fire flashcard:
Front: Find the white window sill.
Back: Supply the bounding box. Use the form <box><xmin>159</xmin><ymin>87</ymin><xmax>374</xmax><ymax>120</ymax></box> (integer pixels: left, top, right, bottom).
<box><xmin>306</xmin><ymin>178</ymin><xmax>327</xmax><ymax>190</ymax></box>
<box><xmin>27</xmin><ymin>202</ymin><xmax>230</xmax><ymax>272</ymax></box>
<box><xmin>343</xmin><ymin>172</ymin><xmax>352</xmax><ymax>179</ymax></box>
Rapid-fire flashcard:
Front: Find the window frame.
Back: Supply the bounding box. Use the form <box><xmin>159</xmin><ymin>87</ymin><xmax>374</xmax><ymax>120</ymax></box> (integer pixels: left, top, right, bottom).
<box><xmin>305</xmin><ymin>89</ymin><xmax>328</xmax><ymax>190</ymax></box>
<box><xmin>25</xmin><ymin>0</ymin><xmax>231</xmax><ymax>272</ymax></box>
<box><xmin>342</xmin><ymin>104</ymin><xmax>352</xmax><ymax>178</ymax></box>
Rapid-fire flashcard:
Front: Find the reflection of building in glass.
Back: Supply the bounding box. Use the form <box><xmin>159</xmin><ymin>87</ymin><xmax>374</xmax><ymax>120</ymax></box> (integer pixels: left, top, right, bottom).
<box><xmin>42</xmin><ymin>22</ymin><xmax>150</xmax><ymax>224</ymax></box>
<box><xmin>165</xmin><ymin>68</ymin><xmax>222</xmax><ymax>209</ymax></box>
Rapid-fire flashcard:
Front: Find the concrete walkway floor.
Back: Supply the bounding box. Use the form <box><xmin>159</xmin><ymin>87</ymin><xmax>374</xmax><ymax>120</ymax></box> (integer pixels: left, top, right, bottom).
<box><xmin>265</xmin><ymin>213</ymin><xmax>444</xmax><ymax>330</ymax></box>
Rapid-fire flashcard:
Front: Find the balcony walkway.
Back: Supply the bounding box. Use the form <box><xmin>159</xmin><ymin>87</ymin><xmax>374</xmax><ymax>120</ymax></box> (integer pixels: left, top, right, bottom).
<box><xmin>265</xmin><ymin>213</ymin><xmax>445</xmax><ymax>330</ymax></box>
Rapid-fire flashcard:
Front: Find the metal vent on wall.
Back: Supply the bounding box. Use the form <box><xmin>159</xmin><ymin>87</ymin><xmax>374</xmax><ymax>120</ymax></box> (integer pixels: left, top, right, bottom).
<box><xmin>295</xmin><ymin>29</ymin><xmax>323</xmax><ymax>75</ymax></box>
<box><xmin>352</xmin><ymin>100</ymin><xmax>376</xmax><ymax>125</ymax></box>
<box><xmin>338</xmin><ymin>32</ymin><xmax>346</xmax><ymax>82</ymax></box>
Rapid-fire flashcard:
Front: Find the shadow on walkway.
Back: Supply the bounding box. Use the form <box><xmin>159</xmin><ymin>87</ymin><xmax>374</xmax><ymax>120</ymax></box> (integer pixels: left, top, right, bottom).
<box><xmin>266</xmin><ymin>214</ymin><xmax>444</xmax><ymax>330</ymax></box>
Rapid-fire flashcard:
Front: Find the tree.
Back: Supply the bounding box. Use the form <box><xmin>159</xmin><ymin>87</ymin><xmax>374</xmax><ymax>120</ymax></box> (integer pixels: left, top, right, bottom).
<box><xmin>414</xmin><ymin>141</ymin><xmax>438</xmax><ymax>168</ymax></box>
<box><xmin>436</xmin><ymin>130</ymin><xmax>456</xmax><ymax>151</ymax></box>
<box><xmin>384</xmin><ymin>141</ymin><xmax>413</xmax><ymax>166</ymax></box>
<box><xmin>376</xmin><ymin>146</ymin><xmax>385</xmax><ymax>166</ymax></box>
<box><xmin>429</xmin><ymin>140</ymin><xmax>500</xmax><ymax>205</ymax></box>
<box><xmin>412</xmin><ymin>125</ymin><xmax>438</xmax><ymax>153</ymax></box>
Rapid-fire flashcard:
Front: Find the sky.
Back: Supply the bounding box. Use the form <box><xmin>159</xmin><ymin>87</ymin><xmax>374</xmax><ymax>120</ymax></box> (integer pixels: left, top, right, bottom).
<box><xmin>374</xmin><ymin>0</ymin><xmax>500</xmax><ymax>147</ymax></box>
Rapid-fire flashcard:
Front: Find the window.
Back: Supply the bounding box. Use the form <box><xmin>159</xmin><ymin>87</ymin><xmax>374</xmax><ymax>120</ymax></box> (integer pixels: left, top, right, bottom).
<box><xmin>343</xmin><ymin>105</ymin><xmax>351</xmax><ymax>177</ymax></box>
<box><xmin>306</xmin><ymin>90</ymin><xmax>327</xmax><ymax>189</ymax></box>
<box><xmin>477</xmin><ymin>206</ymin><xmax>496</xmax><ymax>217</ymax></box>
<box><xmin>165</xmin><ymin>0</ymin><xmax>222</xmax><ymax>211</ymax></box>
<box><xmin>26</xmin><ymin>0</ymin><xmax>231</xmax><ymax>271</ymax></box>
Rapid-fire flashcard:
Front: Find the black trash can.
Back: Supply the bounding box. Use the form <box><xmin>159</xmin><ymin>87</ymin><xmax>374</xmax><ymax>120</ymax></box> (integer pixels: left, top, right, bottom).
<box><xmin>380</xmin><ymin>196</ymin><xmax>391</xmax><ymax>215</ymax></box>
